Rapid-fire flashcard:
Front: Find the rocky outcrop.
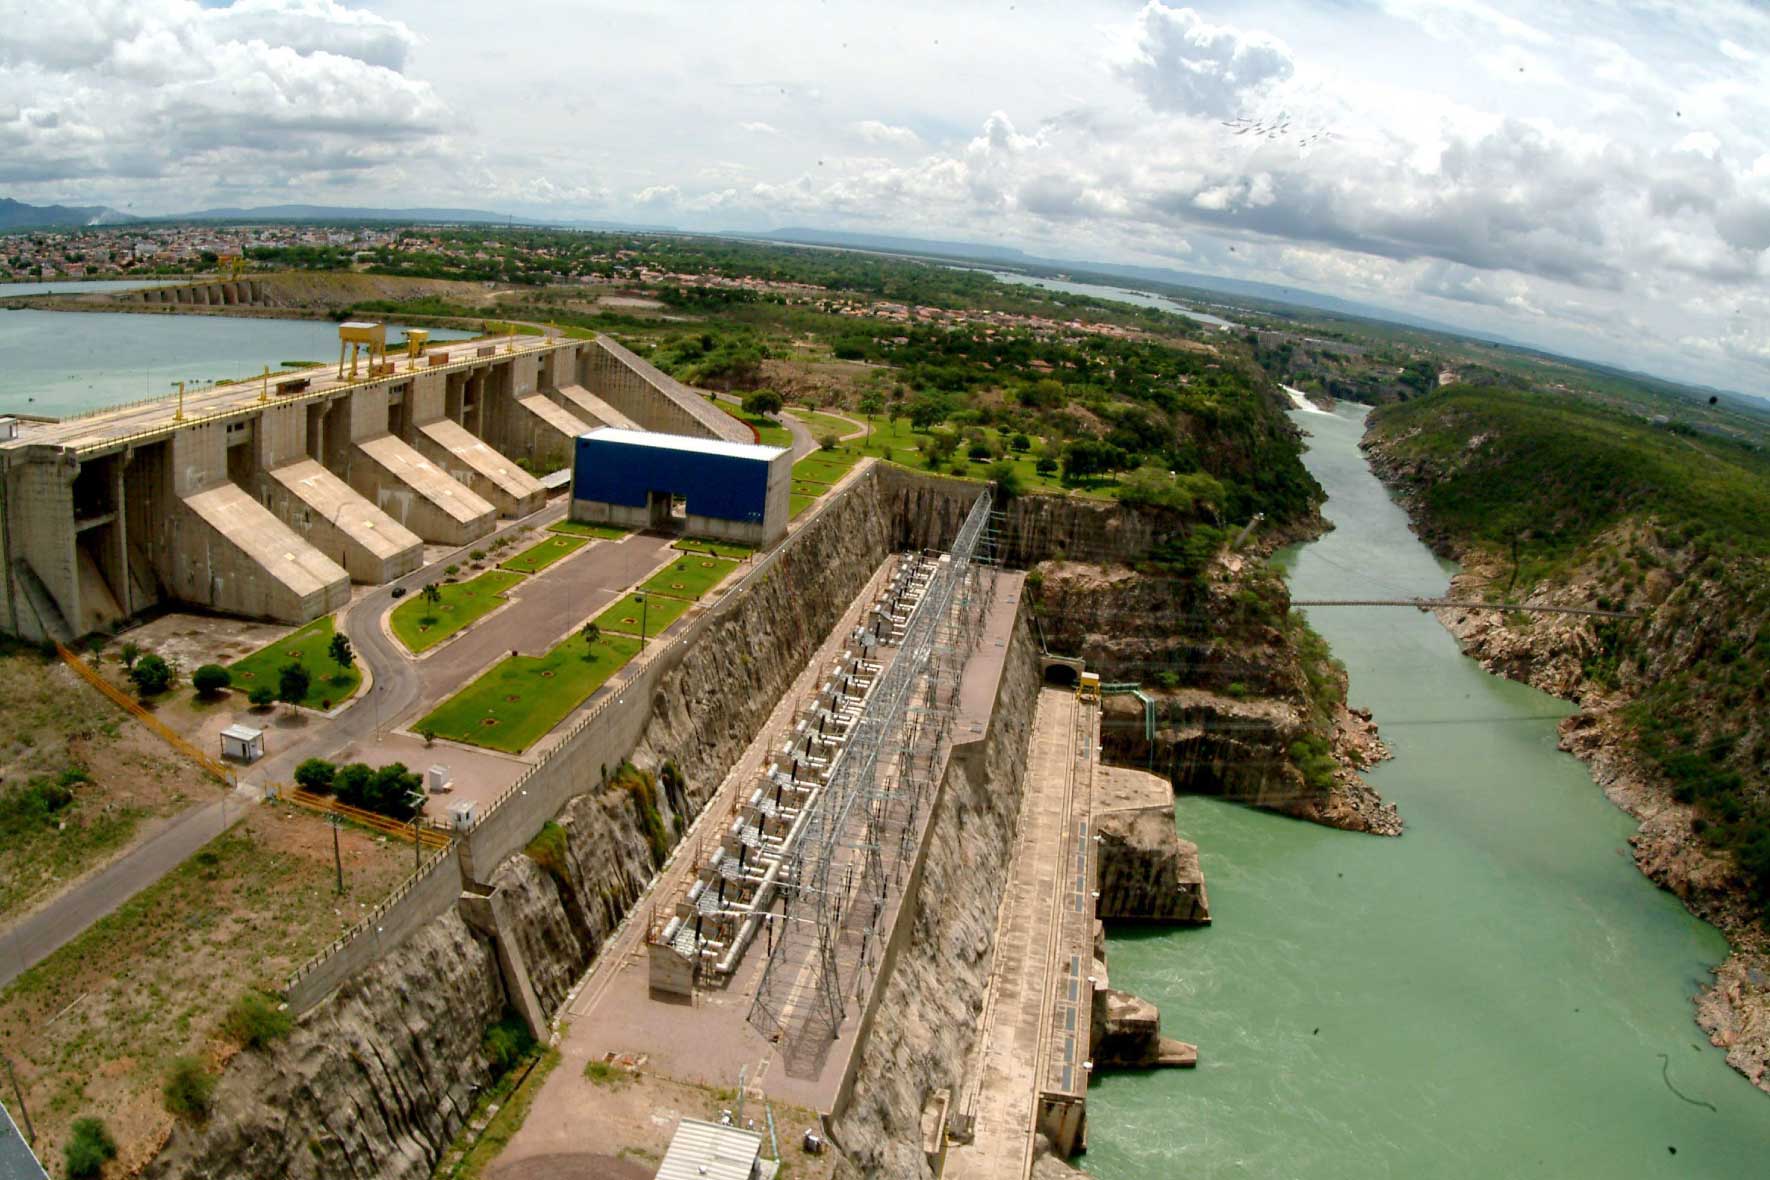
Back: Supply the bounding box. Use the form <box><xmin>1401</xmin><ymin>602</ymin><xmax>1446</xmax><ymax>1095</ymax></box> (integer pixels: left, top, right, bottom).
<box><xmin>830</xmin><ymin>612</ymin><xmax>1039</xmax><ymax>1179</ymax></box>
<box><xmin>1030</xmin><ymin>559</ymin><xmax>1400</xmax><ymax>837</ymax></box>
<box><xmin>1093</xmin><ymin>766</ymin><xmax>1210</xmax><ymax>924</ymax></box>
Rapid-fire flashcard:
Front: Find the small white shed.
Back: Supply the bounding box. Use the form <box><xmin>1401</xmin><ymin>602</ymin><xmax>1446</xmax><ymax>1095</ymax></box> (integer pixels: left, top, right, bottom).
<box><xmin>219</xmin><ymin>724</ymin><xmax>264</xmax><ymax>764</ymax></box>
<box><xmin>655</xmin><ymin>1118</ymin><xmax>774</xmax><ymax>1180</ymax></box>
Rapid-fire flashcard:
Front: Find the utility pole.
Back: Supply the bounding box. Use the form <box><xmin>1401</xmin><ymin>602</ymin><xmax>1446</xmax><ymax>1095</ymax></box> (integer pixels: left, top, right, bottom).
<box><xmin>329</xmin><ymin>811</ymin><xmax>345</xmax><ymax>895</ymax></box>
<box><xmin>637</xmin><ymin>592</ymin><xmax>649</xmax><ymax>649</ymax></box>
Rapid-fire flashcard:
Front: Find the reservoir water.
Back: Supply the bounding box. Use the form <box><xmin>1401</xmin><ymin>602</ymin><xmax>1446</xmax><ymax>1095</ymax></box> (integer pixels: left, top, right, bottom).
<box><xmin>1081</xmin><ymin>403</ymin><xmax>1769</xmax><ymax>1177</ymax></box>
<box><xmin>977</xmin><ymin>269</ymin><xmax>1239</xmax><ymax>330</ymax></box>
<box><xmin>0</xmin><ymin>310</ymin><xmax>472</xmax><ymax>419</ymax></box>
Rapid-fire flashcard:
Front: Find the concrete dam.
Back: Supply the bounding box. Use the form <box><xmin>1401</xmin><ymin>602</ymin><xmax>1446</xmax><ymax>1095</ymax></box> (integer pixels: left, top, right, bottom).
<box><xmin>0</xmin><ymin>330</ymin><xmax>749</xmax><ymax>642</ymax></box>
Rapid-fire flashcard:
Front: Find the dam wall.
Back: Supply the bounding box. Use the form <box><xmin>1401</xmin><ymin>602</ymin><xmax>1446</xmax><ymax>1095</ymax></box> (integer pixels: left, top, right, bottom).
<box><xmin>151</xmin><ymin>466</ymin><xmax>982</xmax><ymax>1179</ymax></box>
<box><xmin>0</xmin><ymin>335</ymin><xmax>730</xmax><ymax>640</ymax></box>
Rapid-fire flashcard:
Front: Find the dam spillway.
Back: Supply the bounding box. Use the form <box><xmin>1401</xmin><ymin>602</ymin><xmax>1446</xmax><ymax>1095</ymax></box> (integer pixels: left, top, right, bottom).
<box><xmin>0</xmin><ymin>331</ymin><xmax>751</xmax><ymax>642</ymax></box>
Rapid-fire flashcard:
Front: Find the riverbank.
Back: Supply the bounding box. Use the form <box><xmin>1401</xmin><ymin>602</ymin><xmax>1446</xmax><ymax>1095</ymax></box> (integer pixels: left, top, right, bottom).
<box><xmin>1362</xmin><ymin>429</ymin><xmax>1770</xmax><ymax>1095</ymax></box>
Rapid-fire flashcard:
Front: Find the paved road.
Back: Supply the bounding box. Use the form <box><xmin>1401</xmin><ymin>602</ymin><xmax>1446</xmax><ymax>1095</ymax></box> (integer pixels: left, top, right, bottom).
<box><xmin>0</xmin><ymin>792</ymin><xmax>240</xmax><ymax>989</ymax></box>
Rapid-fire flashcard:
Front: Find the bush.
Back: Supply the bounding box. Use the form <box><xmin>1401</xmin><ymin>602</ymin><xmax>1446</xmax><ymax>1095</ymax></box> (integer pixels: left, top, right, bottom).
<box><xmin>192</xmin><ymin>663</ymin><xmax>231</xmax><ymax>697</ymax></box>
<box><xmin>129</xmin><ymin>652</ymin><xmax>173</xmax><ymax>696</ymax></box>
<box><xmin>63</xmin><ymin>1117</ymin><xmax>117</xmax><ymax>1178</ymax></box>
<box><xmin>334</xmin><ymin>761</ymin><xmax>424</xmax><ymax>820</ymax></box>
<box><xmin>1035</xmin><ymin>454</ymin><xmax>1058</xmax><ymax>477</ymax></box>
<box><xmin>248</xmin><ymin>685</ymin><xmax>275</xmax><ymax>709</ymax></box>
<box><xmin>484</xmin><ymin>1012</ymin><xmax>536</xmax><ymax>1072</ymax></box>
<box><xmin>222</xmin><ymin>991</ymin><xmax>292</xmax><ymax>1048</ymax></box>
<box><xmin>293</xmin><ymin>757</ymin><xmax>336</xmax><ymax>794</ymax></box>
<box><xmin>986</xmin><ymin>459</ymin><xmax>1023</xmax><ymax>498</ymax></box>
<box><xmin>162</xmin><ymin>1056</ymin><xmax>215</xmax><ymax>1120</ymax></box>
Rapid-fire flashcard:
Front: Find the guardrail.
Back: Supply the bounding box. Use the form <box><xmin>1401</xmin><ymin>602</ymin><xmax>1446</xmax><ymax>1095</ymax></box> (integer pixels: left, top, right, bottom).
<box><xmin>286</xmin><ymin>788</ymin><xmax>453</xmax><ymax>848</ymax></box>
<box><xmin>55</xmin><ymin>642</ymin><xmax>237</xmax><ymax>787</ymax></box>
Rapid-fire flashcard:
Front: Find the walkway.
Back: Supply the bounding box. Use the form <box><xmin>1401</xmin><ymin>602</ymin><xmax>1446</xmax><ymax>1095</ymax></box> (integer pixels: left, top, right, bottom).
<box><xmin>948</xmin><ymin>688</ymin><xmax>1096</xmax><ymax>1180</ymax></box>
<box><xmin>0</xmin><ymin>792</ymin><xmax>241</xmax><ymax>989</ymax></box>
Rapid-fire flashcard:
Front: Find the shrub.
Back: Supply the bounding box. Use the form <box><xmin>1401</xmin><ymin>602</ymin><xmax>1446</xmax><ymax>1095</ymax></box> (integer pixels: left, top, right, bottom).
<box><xmin>819</xmin><ymin>431</ymin><xmax>842</xmax><ymax>451</ymax></box>
<box><xmin>483</xmin><ymin>1013</ymin><xmax>536</xmax><ymax>1073</ymax></box>
<box><xmin>248</xmin><ymin>685</ymin><xmax>275</xmax><ymax>709</ymax></box>
<box><xmin>191</xmin><ymin>663</ymin><xmax>231</xmax><ymax>697</ymax></box>
<box><xmin>293</xmin><ymin>757</ymin><xmax>336</xmax><ymax>794</ymax></box>
<box><xmin>223</xmin><ymin>991</ymin><xmax>292</xmax><ymax>1048</ymax></box>
<box><xmin>163</xmin><ymin>1056</ymin><xmax>215</xmax><ymax>1120</ymax></box>
<box><xmin>63</xmin><ymin>1117</ymin><xmax>117</xmax><ymax>1178</ymax></box>
<box><xmin>985</xmin><ymin>459</ymin><xmax>1023</xmax><ymax>499</ymax></box>
<box><xmin>1035</xmin><ymin>454</ymin><xmax>1058</xmax><ymax>477</ymax></box>
<box><xmin>129</xmin><ymin>652</ymin><xmax>173</xmax><ymax>696</ymax></box>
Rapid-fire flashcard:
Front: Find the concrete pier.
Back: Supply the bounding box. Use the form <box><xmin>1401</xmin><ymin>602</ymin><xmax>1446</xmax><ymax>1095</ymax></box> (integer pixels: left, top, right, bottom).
<box><xmin>554</xmin><ymin>383</ymin><xmax>641</xmax><ymax>430</ymax></box>
<box><xmin>0</xmin><ymin>332</ymin><xmax>736</xmax><ymax>641</ymax></box>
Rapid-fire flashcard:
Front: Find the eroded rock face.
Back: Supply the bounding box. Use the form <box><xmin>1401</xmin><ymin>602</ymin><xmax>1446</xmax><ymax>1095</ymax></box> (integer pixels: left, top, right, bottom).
<box><xmin>144</xmin><ymin>913</ymin><xmax>505</xmax><ymax>1180</ymax></box>
<box><xmin>831</xmin><ymin>616</ymin><xmax>1040</xmax><ymax>1179</ymax></box>
<box><xmin>1093</xmin><ymin>767</ymin><xmax>1210</xmax><ymax>924</ymax></box>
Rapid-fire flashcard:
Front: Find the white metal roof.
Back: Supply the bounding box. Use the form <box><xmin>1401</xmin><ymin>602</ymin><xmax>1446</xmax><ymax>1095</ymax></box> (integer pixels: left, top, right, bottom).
<box><xmin>654</xmin><ymin>1118</ymin><xmax>762</xmax><ymax>1180</ymax></box>
<box><xmin>220</xmin><ymin>724</ymin><xmax>264</xmax><ymax>742</ymax></box>
<box><xmin>579</xmin><ymin>426</ymin><xmax>785</xmax><ymax>463</ymax></box>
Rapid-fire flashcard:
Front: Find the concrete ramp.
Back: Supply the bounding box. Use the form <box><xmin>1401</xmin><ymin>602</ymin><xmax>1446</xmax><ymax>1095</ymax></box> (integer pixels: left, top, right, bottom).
<box><xmin>175</xmin><ymin>485</ymin><xmax>348</xmax><ymax>623</ymax></box>
<box><xmin>268</xmin><ymin>459</ymin><xmax>423</xmax><ymax>584</ymax></box>
<box><xmin>555</xmin><ymin>384</ymin><xmax>640</xmax><ymax>431</ymax></box>
<box><xmin>350</xmin><ymin>434</ymin><xmax>497</xmax><ymax>546</ymax></box>
<box><xmin>74</xmin><ymin>541</ymin><xmax>125</xmax><ymax>634</ymax></box>
<box><xmin>414</xmin><ymin>419</ymin><xmax>546</xmax><ymax>517</ymax></box>
<box><xmin>516</xmin><ymin>393</ymin><xmax>590</xmax><ymax>449</ymax></box>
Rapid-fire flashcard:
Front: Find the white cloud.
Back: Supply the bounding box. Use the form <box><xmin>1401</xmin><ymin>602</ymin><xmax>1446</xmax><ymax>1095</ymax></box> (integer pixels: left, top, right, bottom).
<box><xmin>853</xmin><ymin>120</ymin><xmax>920</xmax><ymax>147</ymax></box>
<box><xmin>1115</xmin><ymin>3</ymin><xmax>1294</xmax><ymax>118</ymax></box>
<box><xmin>738</xmin><ymin>121</ymin><xmax>779</xmax><ymax>134</ymax></box>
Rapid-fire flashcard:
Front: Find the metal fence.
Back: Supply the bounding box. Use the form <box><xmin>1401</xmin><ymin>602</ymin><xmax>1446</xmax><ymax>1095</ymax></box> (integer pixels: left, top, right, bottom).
<box><xmin>55</xmin><ymin>643</ymin><xmax>236</xmax><ymax>787</ymax></box>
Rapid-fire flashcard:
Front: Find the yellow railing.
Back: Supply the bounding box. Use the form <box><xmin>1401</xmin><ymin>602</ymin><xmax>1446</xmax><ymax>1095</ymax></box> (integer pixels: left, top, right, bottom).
<box><xmin>55</xmin><ymin>643</ymin><xmax>237</xmax><ymax>787</ymax></box>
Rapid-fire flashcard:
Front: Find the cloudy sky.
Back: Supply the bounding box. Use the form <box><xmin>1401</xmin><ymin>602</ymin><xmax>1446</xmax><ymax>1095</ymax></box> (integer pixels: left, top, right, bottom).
<box><xmin>3</xmin><ymin>1</ymin><xmax>1768</xmax><ymax>394</ymax></box>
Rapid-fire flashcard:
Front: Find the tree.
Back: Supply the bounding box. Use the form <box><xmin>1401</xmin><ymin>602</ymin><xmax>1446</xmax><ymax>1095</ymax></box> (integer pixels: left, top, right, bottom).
<box><xmin>580</xmin><ymin>621</ymin><xmax>601</xmax><ymax>654</ymax></box>
<box><xmin>294</xmin><ymin>757</ymin><xmax>336</xmax><ymax>793</ymax></box>
<box><xmin>741</xmin><ymin>389</ymin><xmax>783</xmax><ymax>417</ymax></box>
<box><xmin>328</xmin><ymin>632</ymin><xmax>355</xmax><ymax>676</ymax></box>
<box><xmin>908</xmin><ymin>392</ymin><xmax>954</xmax><ymax>432</ymax></box>
<box><xmin>858</xmin><ymin>390</ymin><xmax>885</xmax><ymax>446</ymax></box>
<box><xmin>333</xmin><ymin>762</ymin><xmax>374</xmax><ymax>808</ymax></box>
<box><xmin>819</xmin><ymin>431</ymin><xmax>842</xmax><ymax>452</ymax></box>
<box><xmin>1009</xmin><ymin>432</ymin><xmax>1032</xmax><ymax>453</ymax></box>
<box><xmin>1062</xmin><ymin>438</ymin><xmax>1127</xmax><ymax>481</ymax></box>
<box><xmin>277</xmin><ymin>661</ymin><xmax>311</xmax><ymax>708</ymax></box>
<box><xmin>421</xmin><ymin>582</ymin><xmax>443</xmax><ymax>612</ymax></box>
<box><xmin>129</xmin><ymin>653</ymin><xmax>173</xmax><ymax>697</ymax></box>
<box><xmin>1035</xmin><ymin>453</ymin><xmax>1059</xmax><ymax>477</ymax></box>
<box><xmin>248</xmin><ymin>685</ymin><xmax>275</xmax><ymax>709</ymax></box>
<box><xmin>986</xmin><ymin>459</ymin><xmax>1023</xmax><ymax>499</ymax></box>
<box><xmin>191</xmin><ymin>664</ymin><xmax>231</xmax><ymax>697</ymax></box>
<box><xmin>119</xmin><ymin>641</ymin><xmax>141</xmax><ymax>670</ymax></box>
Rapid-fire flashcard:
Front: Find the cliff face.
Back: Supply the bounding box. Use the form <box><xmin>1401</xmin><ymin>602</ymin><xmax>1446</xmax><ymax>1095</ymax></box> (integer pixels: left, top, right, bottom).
<box><xmin>1093</xmin><ymin>766</ymin><xmax>1210</xmax><ymax>925</ymax></box>
<box><xmin>1030</xmin><ymin>559</ymin><xmax>1399</xmax><ymax>836</ymax></box>
<box><xmin>144</xmin><ymin>913</ymin><xmax>506</xmax><ymax>1180</ymax></box>
<box><xmin>1362</xmin><ymin>422</ymin><xmax>1770</xmax><ymax>1094</ymax></box>
<box><xmin>831</xmin><ymin>612</ymin><xmax>1039</xmax><ymax>1179</ymax></box>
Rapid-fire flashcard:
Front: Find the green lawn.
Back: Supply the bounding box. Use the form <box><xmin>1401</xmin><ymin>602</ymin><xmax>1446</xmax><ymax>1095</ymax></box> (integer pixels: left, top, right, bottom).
<box><xmin>390</xmin><ymin>570</ymin><xmax>524</xmax><ymax>653</ymax></box>
<box><xmin>499</xmin><ymin>534</ymin><xmax>588</xmax><ymax>573</ymax></box>
<box><xmin>850</xmin><ymin>415</ymin><xmax>1110</xmax><ymax>497</ymax></box>
<box><xmin>640</xmin><ymin>555</ymin><xmax>738</xmax><ymax>601</ymax></box>
<box><xmin>792</xmin><ymin>479</ymin><xmax>830</xmax><ymax>497</ymax></box>
<box><xmin>719</xmin><ymin>404</ymin><xmax>793</xmax><ymax>448</ymax></box>
<box><xmin>790</xmin><ymin>493</ymin><xmax>817</xmax><ymax>519</ymax></box>
<box><xmin>594</xmin><ymin>592</ymin><xmax>693</xmax><ymax>637</ymax></box>
<box><xmin>228</xmin><ymin>615</ymin><xmax>360</xmax><ymax>708</ymax></box>
<box><xmin>549</xmin><ymin>519</ymin><xmax>630</xmax><ymax>540</ymax></box>
<box><xmin>788</xmin><ymin>408</ymin><xmax>860</xmax><ymax>440</ymax></box>
<box><xmin>674</xmin><ymin>537</ymin><xmax>754</xmax><ymax>559</ymax></box>
<box><xmin>415</xmin><ymin>633</ymin><xmax>642</xmax><ymax>753</ymax></box>
<box><xmin>792</xmin><ymin>451</ymin><xmax>860</xmax><ymax>485</ymax></box>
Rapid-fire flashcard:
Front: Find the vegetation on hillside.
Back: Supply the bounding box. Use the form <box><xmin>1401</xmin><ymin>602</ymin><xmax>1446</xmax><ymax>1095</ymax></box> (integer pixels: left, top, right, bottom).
<box><xmin>1368</xmin><ymin>385</ymin><xmax>1770</xmax><ymax>922</ymax></box>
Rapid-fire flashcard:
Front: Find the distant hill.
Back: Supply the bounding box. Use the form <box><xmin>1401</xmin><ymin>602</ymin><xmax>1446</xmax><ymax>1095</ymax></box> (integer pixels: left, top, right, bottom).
<box><xmin>0</xmin><ymin>197</ymin><xmax>134</xmax><ymax>230</ymax></box>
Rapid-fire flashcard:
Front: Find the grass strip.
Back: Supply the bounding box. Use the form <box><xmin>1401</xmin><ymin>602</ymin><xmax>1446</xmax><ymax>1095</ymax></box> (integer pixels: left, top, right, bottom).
<box><xmin>415</xmin><ymin>632</ymin><xmax>642</xmax><ymax>753</ymax></box>
<box><xmin>390</xmin><ymin>570</ymin><xmax>524</xmax><ymax>654</ymax></box>
<box><xmin>639</xmin><ymin>555</ymin><xmax>738</xmax><ymax>601</ymax></box>
<box><xmin>498</xmin><ymin>534</ymin><xmax>588</xmax><ymax>574</ymax></box>
<box><xmin>227</xmin><ymin>615</ymin><xmax>360</xmax><ymax>708</ymax></box>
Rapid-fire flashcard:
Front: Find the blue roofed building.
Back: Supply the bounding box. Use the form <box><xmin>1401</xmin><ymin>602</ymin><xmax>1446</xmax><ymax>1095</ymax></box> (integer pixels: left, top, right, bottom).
<box><xmin>569</xmin><ymin>428</ymin><xmax>792</xmax><ymax>547</ymax></box>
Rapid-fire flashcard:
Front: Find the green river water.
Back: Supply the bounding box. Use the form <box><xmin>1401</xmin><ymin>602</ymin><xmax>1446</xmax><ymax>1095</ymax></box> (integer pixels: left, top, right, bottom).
<box><xmin>1081</xmin><ymin>402</ymin><xmax>1769</xmax><ymax>1177</ymax></box>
